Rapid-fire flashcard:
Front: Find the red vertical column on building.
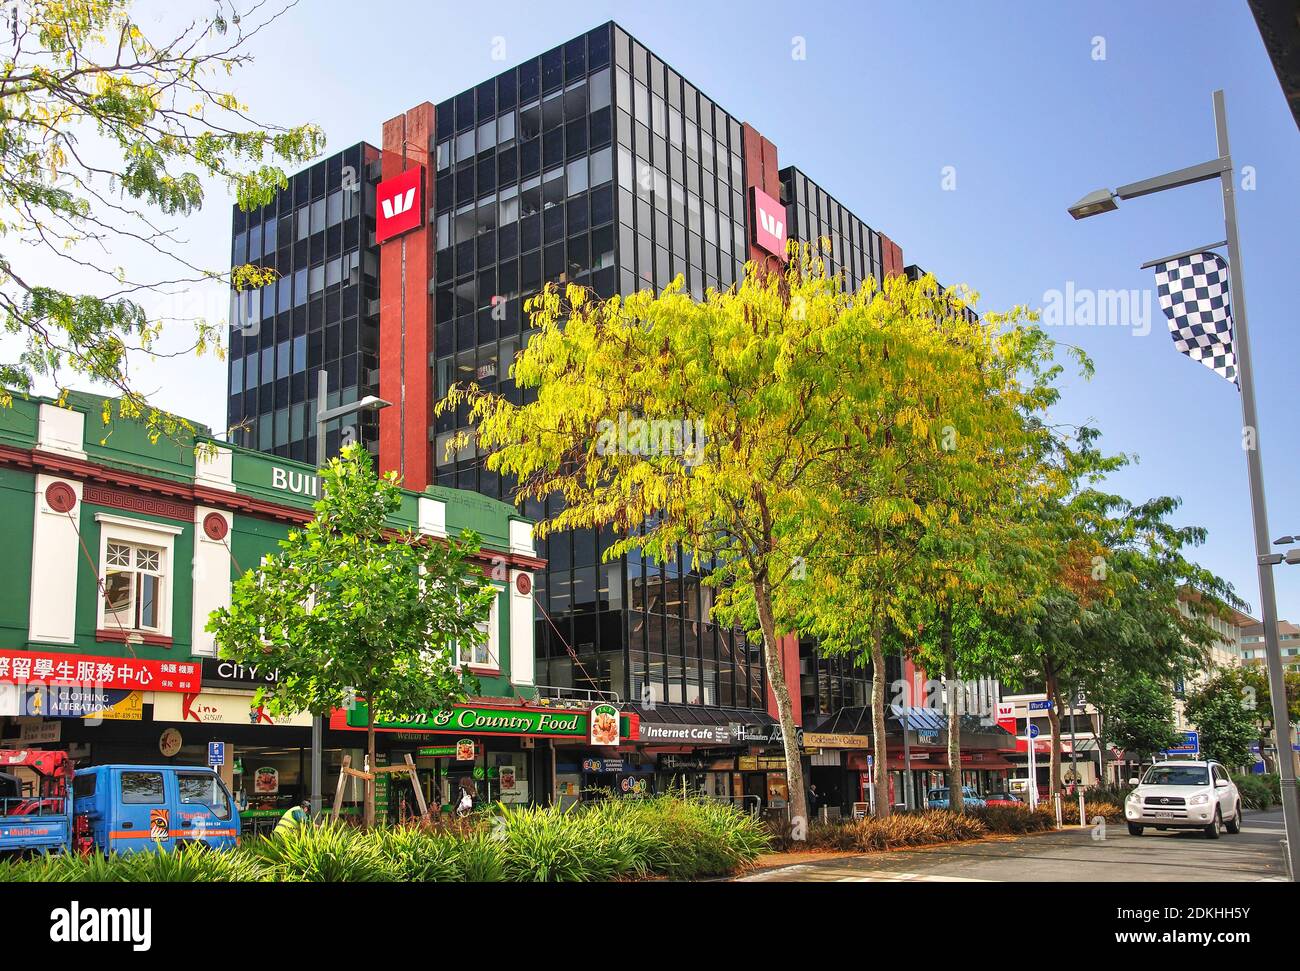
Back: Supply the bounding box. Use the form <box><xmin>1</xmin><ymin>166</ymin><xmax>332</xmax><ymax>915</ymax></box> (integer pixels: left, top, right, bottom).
<box><xmin>766</xmin><ymin>633</ymin><xmax>804</xmax><ymax>727</ymax></box>
<box><xmin>741</xmin><ymin>123</ymin><xmax>801</xmax><ymax>726</ymax></box>
<box><xmin>879</xmin><ymin>233</ymin><xmax>905</xmax><ymax>279</ymax></box>
<box><xmin>378</xmin><ymin>102</ymin><xmax>436</xmax><ymax>491</ymax></box>
<box><xmin>741</xmin><ymin>123</ymin><xmax>782</xmax><ymax>270</ymax></box>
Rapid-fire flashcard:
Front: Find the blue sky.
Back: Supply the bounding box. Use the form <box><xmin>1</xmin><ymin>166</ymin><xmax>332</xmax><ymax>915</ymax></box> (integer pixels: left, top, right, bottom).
<box><xmin>69</xmin><ymin>1</ymin><xmax>1300</xmax><ymax>618</ymax></box>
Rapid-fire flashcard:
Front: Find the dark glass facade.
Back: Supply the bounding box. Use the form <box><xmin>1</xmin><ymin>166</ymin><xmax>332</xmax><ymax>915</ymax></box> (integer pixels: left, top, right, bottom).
<box><xmin>780</xmin><ymin>165</ymin><xmax>886</xmax><ymax>294</ymax></box>
<box><xmin>227</xmin><ymin>142</ymin><xmax>381</xmax><ymax>461</ymax></box>
<box><xmin>428</xmin><ymin>23</ymin><xmax>763</xmax><ymax>711</ymax></box>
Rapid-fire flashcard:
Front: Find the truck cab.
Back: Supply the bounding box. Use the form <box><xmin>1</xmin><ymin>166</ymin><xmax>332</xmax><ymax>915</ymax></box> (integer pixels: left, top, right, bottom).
<box><xmin>74</xmin><ymin>765</ymin><xmax>240</xmax><ymax>854</ymax></box>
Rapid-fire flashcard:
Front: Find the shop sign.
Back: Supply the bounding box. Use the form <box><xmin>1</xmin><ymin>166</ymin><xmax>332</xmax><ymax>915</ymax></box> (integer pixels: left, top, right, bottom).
<box><xmin>159</xmin><ymin>728</ymin><xmax>182</xmax><ymax>757</ymax></box>
<box><xmin>582</xmin><ymin>758</ymin><xmax>624</xmax><ymax>773</ymax></box>
<box><xmin>153</xmin><ymin>691</ymin><xmax>312</xmax><ymax>728</ymax></box>
<box><xmin>589</xmin><ymin>703</ymin><xmax>620</xmax><ymax>746</ymax></box>
<box><xmin>995</xmin><ymin>701</ymin><xmax>1016</xmax><ymax>735</ymax></box>
<box><xmin>252</xmin><ymin>766</ymin><xmax>279</xmax><ymax>794</ymax></box>
<box><xmin>738</xmin><ymin>755</ymin><xmax>787</xmax><ymax>771</ymax></box>
<box><xmin>636</xmin><ymin>722</ymin><xmax>731</xmax><ymax>745</ymax></box>
<box><xmin>416</xmin><ymin>745</ymin><xmax>457</xmax><ymax>758</ymax></box>
<box><xmin>13</xmin><ymin>719</ymin><xmax>61</xmax><ymax>744</ymax></box>
<box><xmin>19</xmin><ymin>686</ymin><xmax>142</xmax><ymax>721</ymax></box>
<box><xmin>916</xmin><ymin>729</ymin><xmax>941</xmax><ymax>743</ymax></box>
<box><xmin>0</xmin><ymin>649</ymin><xmax>199</xmax><ymax>693</ymax></box>
<box><xmin>338</xmin><ymin>702</ymin><xmax>634</xmax><ymax>742</ymax></box>
<box><xmin>455</xmin><ymin>739</ymin><xmax>476</xmax><ymax>761</ymax></box>
<box><xmin>620</xmin><ymin>776</ymin><xmax>649</xmax><ymax>795</ymax></box>
<box><xmin>802</xmin><ymin>732</ymin><xmax>869</xmax><ymax>750</ymax></box>
<box><xmin>375</xmin><ymin>166</ymin><xmax>425</xmax><ymax>243</ymax></box>
<box><xmin>750</xmin><ymin>186</ymin><xmax>788</xmax><ymax>259</ymax></box>
<box><xmin>200</xmin><ymin>659</ymin><xmax>280</xmax><ymax>689</ymax></box>
<box><xmin>729</xmin><ymin>723</ymin><xmax>798</xmax><ymax>747</ymax></box>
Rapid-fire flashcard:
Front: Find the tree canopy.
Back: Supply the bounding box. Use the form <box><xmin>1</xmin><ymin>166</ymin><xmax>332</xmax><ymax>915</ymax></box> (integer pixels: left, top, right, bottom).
<box><xmin>0</xmin><ymin>0</ymin><xmax>323</xmax><ymax>436</ymax></box>
<box><xmin>207</xmin><ymin>444</ymin><xmax>496</xmax><ymax>826</ymax></box>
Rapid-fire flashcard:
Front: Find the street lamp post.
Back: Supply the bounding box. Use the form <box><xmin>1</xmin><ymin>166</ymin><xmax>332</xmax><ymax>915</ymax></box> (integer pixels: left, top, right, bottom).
<box><xmin>309</xmin><ymin>369</ymin><xmax>391</xmax><ymax>816</ymax></box>
<box><xmin>1068</xmin><ymin>89</ymin><xmax>1299</xmax><ymax>881</ymax></box>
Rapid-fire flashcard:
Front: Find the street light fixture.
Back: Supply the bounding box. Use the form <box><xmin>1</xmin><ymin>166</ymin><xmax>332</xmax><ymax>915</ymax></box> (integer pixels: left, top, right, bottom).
<box><xmin>1066</xmin><ymin>189</ymin><xmax>1118</xmax><ymax>220</ymax></box>
<box><xmin>308</xmin><ymin>370</ymin><xmax>392</xmax><ymax>816</ymax></box>
<box><xmin>1067</xmin><ymin>90</ymin><xmax>1300</xmax><ymax>882</ymax></box>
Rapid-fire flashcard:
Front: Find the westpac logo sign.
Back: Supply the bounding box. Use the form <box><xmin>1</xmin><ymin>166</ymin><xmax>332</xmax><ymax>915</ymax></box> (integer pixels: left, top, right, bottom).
<box><xmin>751</xmin><ymin>186</ymin><xmax>787</xmax><ymax>260</ymax></box>
<box><xmin>375</xmin><ymin>165</ymin><xmax>424</xmax><ymax>243</ymax></box>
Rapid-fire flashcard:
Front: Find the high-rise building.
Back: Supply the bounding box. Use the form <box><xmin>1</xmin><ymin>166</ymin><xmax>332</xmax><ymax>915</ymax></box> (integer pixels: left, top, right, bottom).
<box><xmin>227</xmin><ymin>142</ymin><xmax>382</xmax><ymax>463</ymax></box>
<box><xmin>226</xmin><ymin>23</ymin><xmax>928</xmax><ymax>729</ymax></box>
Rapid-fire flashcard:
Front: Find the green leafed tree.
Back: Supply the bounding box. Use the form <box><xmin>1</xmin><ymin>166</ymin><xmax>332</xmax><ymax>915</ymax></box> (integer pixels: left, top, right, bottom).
<box><xmin>1239</xmin><ymin>665</ymin><xmax>1300</xmax><ymax>772</ymax></box>
<box><xmin>207</xmin><ymin>444</ymin><xmax>496</xmax><ymax>828</ymax></box>
<box><xmin>1097</xmin><ymin>673</ymin><xmax>1183</xmax><ymax>770</ymax></box>
<box><xmin>0</xmin><ymin>0</ymin><xmax>323</xmax><ymax>436</ymax></box>
<box><xmin>1185</xmin><ymin>668</ymin><xmax>1262</xmax><ymax>770</ymax></box>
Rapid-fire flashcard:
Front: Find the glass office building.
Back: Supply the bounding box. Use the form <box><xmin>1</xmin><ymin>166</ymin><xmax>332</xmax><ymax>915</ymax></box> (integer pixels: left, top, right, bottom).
<box><xmin>227</xmin><ymin>142</ymin><xmax>382</xmax><ymax>462</ymax></box>
<box><xmin>225</xmin><ymin>23</ymin><xmax>921</xmax><ymax>720</ymax></box>
<box><xmin>428</xmin><ymin>24</ymin><xmax>763</xmax><ymax>713</ymax></box>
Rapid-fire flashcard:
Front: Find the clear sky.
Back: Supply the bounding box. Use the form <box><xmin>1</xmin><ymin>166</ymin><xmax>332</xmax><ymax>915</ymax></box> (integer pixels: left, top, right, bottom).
<box><xmin>23</xmin><ymin>1</ymin><xmax>1300</xmax><ymax>620</ymax></box>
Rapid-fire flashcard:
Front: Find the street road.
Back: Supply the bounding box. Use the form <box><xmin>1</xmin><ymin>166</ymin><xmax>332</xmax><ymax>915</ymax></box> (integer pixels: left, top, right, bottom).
<box><xmin>738</xmin><ymin>809</ymin><xmax>1289</xmax><ymax>882</ymax></box>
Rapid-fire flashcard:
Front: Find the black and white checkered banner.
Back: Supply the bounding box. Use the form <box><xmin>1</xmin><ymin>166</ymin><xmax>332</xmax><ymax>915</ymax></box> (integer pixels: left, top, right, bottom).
<box><xmin>1154</xmin><ymin>251</ymin><xmax>1238</xmax><ymax>387</ymax></box>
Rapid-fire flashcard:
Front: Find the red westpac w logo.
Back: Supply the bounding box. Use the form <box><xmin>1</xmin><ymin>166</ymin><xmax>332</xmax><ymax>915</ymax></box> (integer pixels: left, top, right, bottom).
<box><xmin>375</xmin><ymin>166</ymin><xmax>424</xmax><ymax>243</ymax></box>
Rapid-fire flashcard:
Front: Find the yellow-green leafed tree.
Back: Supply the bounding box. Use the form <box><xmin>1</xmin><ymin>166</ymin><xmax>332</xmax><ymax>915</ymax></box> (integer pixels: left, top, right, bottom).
<box><xmin>440</xmin><ymin>244</ymin><xmax>1060</xmax><ymax>836</ymax></box>
<box><xmin>0</xmin><ymin>1</ymin><xmax>324</xmax><ymax>437</ymax></box>
<box><xmin>781</xmin><ymin>272</ymin><xmax>1067</xmax><ymax>817</ymax></box>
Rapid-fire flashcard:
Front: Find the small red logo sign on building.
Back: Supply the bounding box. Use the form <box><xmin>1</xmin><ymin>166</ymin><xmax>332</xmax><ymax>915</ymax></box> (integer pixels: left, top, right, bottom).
<box><xmin>750</xmin><ymin>186</ymin><xmax>787</xmax><ymax>260</ymax></box>
<box><xmin>375</xmin><ymin>166</ymin><xmax>424</xmax><ymax>244</ymax></box>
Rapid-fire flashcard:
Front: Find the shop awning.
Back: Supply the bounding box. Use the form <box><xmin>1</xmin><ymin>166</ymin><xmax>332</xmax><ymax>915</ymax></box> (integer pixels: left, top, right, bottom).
<box><xmin>628</xmin><ymin>703</ymin><xmax>775</xmax><ymax>729</ymax></box>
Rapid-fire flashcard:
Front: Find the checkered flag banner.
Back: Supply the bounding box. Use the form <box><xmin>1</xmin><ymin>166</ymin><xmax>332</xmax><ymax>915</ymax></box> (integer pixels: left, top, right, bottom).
<box><xmin>1154</xmin><ymin>251</ymin><xmax>1238</xmax><ymax>387</ymax></box>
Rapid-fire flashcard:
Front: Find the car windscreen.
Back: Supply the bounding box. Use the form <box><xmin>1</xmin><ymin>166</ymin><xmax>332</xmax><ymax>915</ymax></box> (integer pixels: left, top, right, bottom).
<box><xmin>1142</xmin><ymin>766</ymin><xmax>1209</xmax><ymax>786</ymax></box>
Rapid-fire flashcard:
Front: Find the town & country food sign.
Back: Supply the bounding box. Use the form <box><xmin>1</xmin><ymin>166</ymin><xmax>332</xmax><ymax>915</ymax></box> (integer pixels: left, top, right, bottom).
<box><xmin>335</xmin><ymin>703</ymin><xmax>633</xmax><ymax>741</ymax></box>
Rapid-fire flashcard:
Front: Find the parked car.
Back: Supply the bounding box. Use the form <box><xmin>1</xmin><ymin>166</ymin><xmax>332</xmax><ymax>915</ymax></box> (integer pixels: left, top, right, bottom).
<box><xmin>1124</xmin><ymin>760</ymin><xmax>1241</xmax><ymax>839</ymax></box>
<box><xmin>1</xmin><ymin>751</ymin><xmax>240</xmax><ymax>855</ymax></box>
<box><xmin>926</xmin><ymin>786</ymin><xmax>986</xmax><ymax>809</ymax></box>
<box><xmin>983</xmin><ymin>791</ymin><xmax>1022</xmax><ymax>807</ymax></box>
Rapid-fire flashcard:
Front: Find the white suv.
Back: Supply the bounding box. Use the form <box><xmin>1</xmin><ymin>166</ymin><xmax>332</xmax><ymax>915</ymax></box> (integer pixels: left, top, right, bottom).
<box><xmin>1125</xmin><ymin>760</ymin><xmax>1242</xmax><ymax>839</ymax></box>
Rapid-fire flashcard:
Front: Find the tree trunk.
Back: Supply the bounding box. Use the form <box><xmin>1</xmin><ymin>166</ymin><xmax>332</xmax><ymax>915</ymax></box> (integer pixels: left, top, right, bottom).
<box><xmin>870</xmin><ymin>621</ymin><xmax>891</xmax><ymax>819</ymax></box>
<box><xmin>944</xmin><ymin>625</ymin><xmax>963</xmax><ymax>812</ymax></box>
<box><xmin>365</xmin><ymin>705</ymin><xmax>377</xmax><ymax>830</ymax></box>
<box><xmin>754</xmin><ymin>579</ymin><xmax>807</xmax><ymax>840</ymax></box>
<box><xmin>1044</xmin><ymin>656</ymin><xmax>1063</xmax><ymax>797</ymax></box>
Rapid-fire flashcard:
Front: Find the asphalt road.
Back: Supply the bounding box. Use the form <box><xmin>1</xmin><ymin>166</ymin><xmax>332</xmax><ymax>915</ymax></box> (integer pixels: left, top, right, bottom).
<box><xmin>738</xmin><ymin>809</ymin><xmax>1290</xmax><ymax>882</ymax></box>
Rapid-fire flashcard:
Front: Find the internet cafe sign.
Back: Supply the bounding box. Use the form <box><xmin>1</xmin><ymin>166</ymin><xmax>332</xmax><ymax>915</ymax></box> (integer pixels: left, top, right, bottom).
<box><xmin>338</xmin><ymin>703</ymin><xmax>632</xmax><ymax>743</ymax></box>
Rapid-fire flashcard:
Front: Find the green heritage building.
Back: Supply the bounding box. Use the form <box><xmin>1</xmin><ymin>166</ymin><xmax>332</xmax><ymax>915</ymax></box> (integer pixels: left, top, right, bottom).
<box><xmin>0</xmin><ymin>393</ymin><xmax>647</xmax><ymax>826</ymax></box>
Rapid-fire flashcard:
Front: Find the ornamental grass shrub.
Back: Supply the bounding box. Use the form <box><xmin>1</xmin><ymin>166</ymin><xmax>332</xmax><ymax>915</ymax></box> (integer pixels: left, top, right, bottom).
<box><xmin>0</xmin><ymin>796</ymin><xmax>764</xmax><ymax>883</ymax></box>
<box><xmin>1231</xmin><ymin>772</ymin><xmax>1277</xmax><ymax>810</ymax></box>
<box><xmin>1033</xmin><ymin>799</ymin><xmax>1124</xmax><ymax>825</ymax></box>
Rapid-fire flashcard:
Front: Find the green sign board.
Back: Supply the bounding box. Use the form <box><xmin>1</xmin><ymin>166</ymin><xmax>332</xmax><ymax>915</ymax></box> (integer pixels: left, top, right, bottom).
<box><xmin>346</xmin><ymin>702</ymin><xmax>629</xmax><ymax>741</ymax></box>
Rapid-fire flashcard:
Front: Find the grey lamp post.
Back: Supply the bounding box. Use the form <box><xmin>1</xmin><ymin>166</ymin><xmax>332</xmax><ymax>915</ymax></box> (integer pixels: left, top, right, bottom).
<box><xmin>1068</xmin><ymin>89</ymin><xmax>1299</xmax><ymax>881</ymax></box>
<box><xmin>308</xmin><ymin>369</ymin><xmax>391</xmax><ymax>815</ymax></box>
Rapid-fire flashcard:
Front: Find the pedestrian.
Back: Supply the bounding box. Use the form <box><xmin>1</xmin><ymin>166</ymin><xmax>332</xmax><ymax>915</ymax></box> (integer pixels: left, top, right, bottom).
<box><xmin>274</xmin><ymin>798</ymin><xmax>311</xmax><ymax>837</ymax></box>
<box><xmin>455</xmin><ymin>781</ymin><xmax>474</xmax><ymax>818</ymax></box>
<box><xmin>807</xmin><ymin>783</ymin><xmax>819</xmax><ymax>816</ymax></box>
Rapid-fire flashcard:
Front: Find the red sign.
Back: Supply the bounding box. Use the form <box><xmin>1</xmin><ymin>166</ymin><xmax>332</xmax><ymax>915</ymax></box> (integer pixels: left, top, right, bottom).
<box><xmin>995</xmin><ymin>701</ymin><xmax>1016</xmax><ymax>736</ymax></box>
<box><xmin>375</xmin><ymin>166</ymin><xmax>424</xmax><ymax>243</ymax></box>
<box><xmin>0</xmin><ymin>650</ymin><xmax>199</xmax><ymax>693</ymax></box>
<box><xmin>750</xmin><ymin>186</ymin><xmax>787</xmax><ymax>259</ymax></box>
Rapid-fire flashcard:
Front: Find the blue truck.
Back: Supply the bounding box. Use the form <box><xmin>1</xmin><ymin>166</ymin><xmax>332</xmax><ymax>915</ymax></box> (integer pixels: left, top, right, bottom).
<box><xmin>1</xmin><ymin>750</ymin><xmax>240</xmax><ymax>855</ymax></box>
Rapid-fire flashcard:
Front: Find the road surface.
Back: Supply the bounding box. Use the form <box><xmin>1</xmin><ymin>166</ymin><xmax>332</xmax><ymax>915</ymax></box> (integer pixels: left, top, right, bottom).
<box><xmin>738</xmin><ymin>809</ymin><xmax>1289</xmax><ymax>882</ymax></box>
